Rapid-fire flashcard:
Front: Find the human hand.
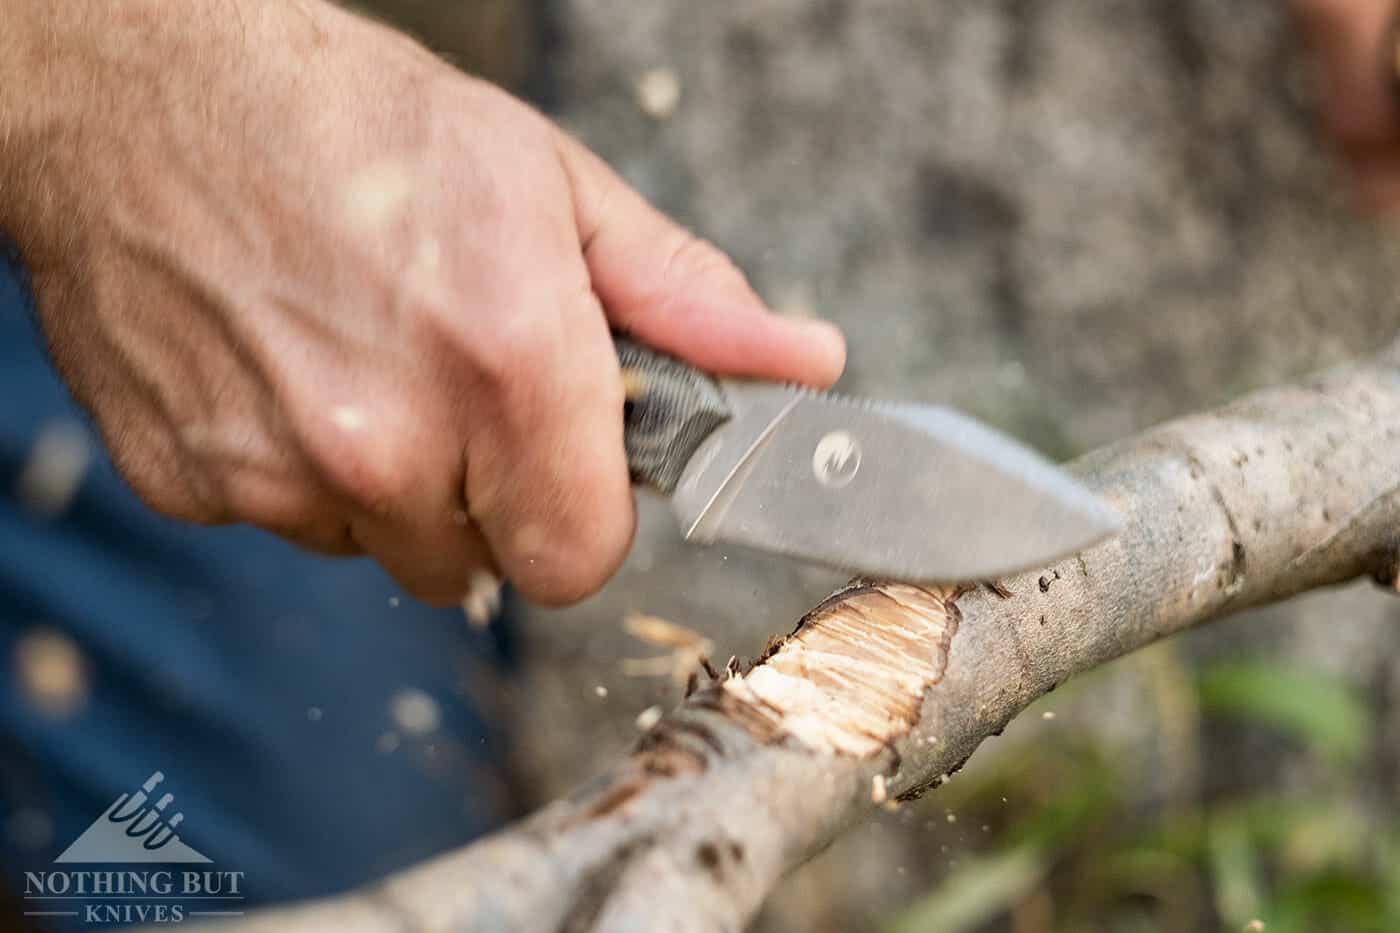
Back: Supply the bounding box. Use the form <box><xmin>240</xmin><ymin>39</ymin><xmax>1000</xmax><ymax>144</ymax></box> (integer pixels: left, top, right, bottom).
<box><xmin>0</xmin><ymin>0</ymin><xmax>844</xmax><ymax>606</ymax></box>
<box><xmin>1295</xmin><ymin>0</ymin><xmax>1400</xmax><ymax>211</ymax></box>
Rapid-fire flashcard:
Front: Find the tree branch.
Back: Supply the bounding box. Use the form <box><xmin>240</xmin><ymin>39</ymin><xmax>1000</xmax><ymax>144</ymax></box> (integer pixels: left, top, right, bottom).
<box><xmin>221</xmin><ymin>339</ymin><xmax>1400</xmax><ymax>933</ymax></box>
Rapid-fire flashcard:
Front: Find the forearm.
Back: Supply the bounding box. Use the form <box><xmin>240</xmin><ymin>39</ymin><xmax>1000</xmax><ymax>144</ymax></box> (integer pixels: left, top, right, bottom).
<box><xmin>0</xmin><ymin>0</ymin><xmax>843</xmax><ymax>606</ymax></box>
<box><xmin>0</xmin><ymin>0</ymin><xmax>60</xmax><ymax>245</ymax></box>
<box><xmin>0</xmin><ymin>0</ymin><xmax>165</xmax><ymax>258</ymax></box>
<box><xmin>0</xmin><ymin>0</ymin><xmax>338</xmax><ymax>261</ymax></box>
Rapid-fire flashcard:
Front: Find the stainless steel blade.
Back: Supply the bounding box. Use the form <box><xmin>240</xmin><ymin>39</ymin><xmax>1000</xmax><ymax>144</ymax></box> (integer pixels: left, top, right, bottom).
<box><xmin>668</xmin><ymin>383</ymin><xmax>1120</xmax><ymax>581</ymax></box>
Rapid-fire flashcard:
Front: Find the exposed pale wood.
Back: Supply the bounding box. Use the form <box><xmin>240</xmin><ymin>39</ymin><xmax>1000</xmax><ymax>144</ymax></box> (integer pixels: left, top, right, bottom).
<box><xmin>216</xmin><ymin>339</ymin><xmax>1400</xmax><ymax>933</ymax></box>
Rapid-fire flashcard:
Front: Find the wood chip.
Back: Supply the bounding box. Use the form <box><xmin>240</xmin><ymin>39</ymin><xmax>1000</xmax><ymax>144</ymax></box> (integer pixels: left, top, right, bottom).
<box><xmin>622</xmin><ymin>613</ymin><xmax>715</xmax><ymax>687</ymax></box>
<box><xmin>635</xmin><ymin>68</ymin><xmax>681</xmax><ymax>119</ymax></box>
<box><xmin>635</xmin><ymin>705</ymin><xmax>663</xmax><ymax>731</ymax></box>
<box><xmin>461</xmin><ymin>571</ymin><xmax>502</xmax><ymax>627</ymax></box>
<box><xmin>624</xmin><ymin>613</ymin><xmax>708</xmax><ymax>650</ymax></box>
<box><xmin>620</xmin><ymin>369</ymin><xmax>647</xmax><ymax>401</ymax></box>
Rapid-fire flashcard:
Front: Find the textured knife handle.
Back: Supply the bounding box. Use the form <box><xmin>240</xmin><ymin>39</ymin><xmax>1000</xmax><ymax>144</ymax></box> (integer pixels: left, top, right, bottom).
<box><xmin>617</xmin><ymin>335</ymin><xmax>732</xmax><ymax>493</ymax></box>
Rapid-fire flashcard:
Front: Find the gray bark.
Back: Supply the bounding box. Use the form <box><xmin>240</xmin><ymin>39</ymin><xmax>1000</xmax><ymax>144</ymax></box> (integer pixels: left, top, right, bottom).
<box><xmin>214</xmin><ymin>340</ymin><xmax>1400</xmax><ymax>932</ymax></box>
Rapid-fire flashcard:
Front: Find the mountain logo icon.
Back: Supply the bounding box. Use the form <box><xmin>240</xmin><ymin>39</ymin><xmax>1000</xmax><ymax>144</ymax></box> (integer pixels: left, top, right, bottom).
<box><xmin>55</xmin><ymin>772</ymin><xmax>211</xmax><ymax>864</ymax></box>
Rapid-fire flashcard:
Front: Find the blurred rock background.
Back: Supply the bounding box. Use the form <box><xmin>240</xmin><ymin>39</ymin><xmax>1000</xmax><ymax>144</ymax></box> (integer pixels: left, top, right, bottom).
<box><xmin>364</xmin><ymin>1</ymin><xmax>1400</xmax><ymax>930</ymax></box>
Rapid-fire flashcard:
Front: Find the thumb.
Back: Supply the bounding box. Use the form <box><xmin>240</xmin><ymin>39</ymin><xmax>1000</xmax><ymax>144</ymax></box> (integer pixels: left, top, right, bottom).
<box><xmin>554</xmin><ymin>131</ymin><xmax>846</xmax><ymax>388</ymax></box>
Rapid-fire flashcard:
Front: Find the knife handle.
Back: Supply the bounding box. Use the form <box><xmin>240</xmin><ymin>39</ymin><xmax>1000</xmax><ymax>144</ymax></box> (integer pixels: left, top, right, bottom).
<box><xmin>616</xmin><ymin>335</ymin><xmax>732</xmax><ymax>494</ymax></box>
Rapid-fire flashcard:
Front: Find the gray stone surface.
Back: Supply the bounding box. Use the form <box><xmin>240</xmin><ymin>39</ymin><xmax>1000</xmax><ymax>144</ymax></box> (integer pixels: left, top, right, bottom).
<box><xmin>383</xmin><ymin>1</ymin><xmax>1400</xmax><ymax>929</ymax></box>
<box><xmin>514</xmin><ymin>2</ymin><xmax>1400</xmax><ymax>929</ymax></box>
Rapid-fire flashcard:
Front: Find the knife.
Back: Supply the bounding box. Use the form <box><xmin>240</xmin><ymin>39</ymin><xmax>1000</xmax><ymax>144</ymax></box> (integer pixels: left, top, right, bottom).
<box><xmin>617</xmin><ymin>335</ymin><xmax>1119</xmax><ymax>582</ymax></box>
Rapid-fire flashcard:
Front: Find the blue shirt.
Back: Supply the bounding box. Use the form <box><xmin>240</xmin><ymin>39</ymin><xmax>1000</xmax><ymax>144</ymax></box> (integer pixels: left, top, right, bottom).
<box><xmin>0</xmin><ymin>246</ymin><xmax>512</xmax><ymax>926</ymax></box>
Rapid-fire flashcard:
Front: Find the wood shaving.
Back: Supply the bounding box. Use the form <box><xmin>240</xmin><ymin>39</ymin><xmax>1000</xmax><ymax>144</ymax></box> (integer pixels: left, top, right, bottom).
<box><xmin>622</xmin><ymin>613</ymin><xmax>715</xmax><ymax>687</ymax></box>
<box><xmin>462</xmin><ymin>571</ymin><xmax>502</xmax><ymax>627</ymax></box>
<box><xmin>635</xmin><ymin>68</ymin><xmax>681</xmax><ymax>119</ymax></box>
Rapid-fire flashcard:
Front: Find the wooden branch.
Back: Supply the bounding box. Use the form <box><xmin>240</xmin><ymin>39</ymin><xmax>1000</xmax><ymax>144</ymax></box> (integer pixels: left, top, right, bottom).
<box><xmin>220</xmin><ymin>340</ymin><xmax>1400</xmax><ymax>933</ymax></box>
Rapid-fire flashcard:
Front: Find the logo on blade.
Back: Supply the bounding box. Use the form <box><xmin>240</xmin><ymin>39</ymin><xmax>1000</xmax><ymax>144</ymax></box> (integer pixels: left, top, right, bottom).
<box><xmin>56</xmin><ymin>772</ymin><xmax>210</xmax><ymax>864</ymax></box>
<box><xmin>813</xmin><ymin>431</ymin><xmax>861</xmax><ymax>488</ymax></box>
<box><xmin>24</xmin><ymin>770</ymin><xmax>244</xmax><ymax>925</ymax></box>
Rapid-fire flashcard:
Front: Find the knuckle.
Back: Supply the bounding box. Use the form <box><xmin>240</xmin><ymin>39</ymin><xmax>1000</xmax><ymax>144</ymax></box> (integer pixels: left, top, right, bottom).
<box><xmin>659</xmin><ymin>231</ymin><xmax>744</xmax><ymax>293</ymax></box>
<box><xmin>219</xmin><ymin>469</ymin><xmax>324</xmax><ymax>535</ymax></box>
<box><xmin>297</xmin><ymin>409</ymin><xmax>419</xmax><ymax>519</ymax></box>
<box><xmin>469</xmin><ymin>317</ymin><xmax>554</xmax><ymax>394</ymax></box>
<box><xmin>505</xmin><ymin>501</ymin><xmax>633</xmax><ymax>607</ymax></box>
<box><xmin>332</xmin><ymin>449</ymin><xmax>418</xmax><ymax>518</ymax></box>
<box><xmin>510</xmin><ymin>544</ymin><xmax>608</xmax><ymax>606</ymax></box>
<box><xmin>460</xmin><ymin>162</ymin><xmax>512</xmax><ymax>236</ymax></box>
<box><xmin>464</xmin><ymin>311</ymin><xmax>613</xmax><ymax>433</ymax></box>
<box><xmin>551</xmin><ymin>318</ymin><xmax>625</xmax><ymax>413</ymax></box>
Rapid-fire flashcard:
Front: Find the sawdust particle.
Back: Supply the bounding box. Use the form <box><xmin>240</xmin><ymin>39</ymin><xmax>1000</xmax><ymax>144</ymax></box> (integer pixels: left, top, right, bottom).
<box><xmin>635</xmin><ymin>68</ymin><xmax>681</xmax><ymax>119</ymax></box>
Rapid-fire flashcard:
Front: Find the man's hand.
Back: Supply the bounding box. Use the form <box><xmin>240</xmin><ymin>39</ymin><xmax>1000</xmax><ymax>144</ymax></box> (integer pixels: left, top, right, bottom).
<box><xmin>0</xmin><ymin>0</ymin><xmax>844</xmax><ymax>606</ymax></box>
<box><xmin>1296</xmin><ymin>0</ymin><xmax>1400</xmax><ymax>211</ymax></box>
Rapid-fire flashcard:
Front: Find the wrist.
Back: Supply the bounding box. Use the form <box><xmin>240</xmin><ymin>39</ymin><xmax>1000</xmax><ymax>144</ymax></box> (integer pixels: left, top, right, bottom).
<box><xmin>0</xmin><ymin>0</ymin><xmax>245</xmax><ymax>257</ymax></box>
<box><xmin>0</xmin><ymin>0</ymin><xmax>136</xmax><ymax>255</ymax></box>
<box><xmin>0</xmin><ymin>0</ymin><xmax>51</xmax><ymax>239</ymax></box>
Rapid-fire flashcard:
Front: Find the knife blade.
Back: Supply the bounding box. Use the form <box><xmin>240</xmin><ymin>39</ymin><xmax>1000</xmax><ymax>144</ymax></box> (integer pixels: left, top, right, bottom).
<box><xmin>617</xmin><ymin>336</ymin><xmax>1119</xmax><ymax>581</ymax></box>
